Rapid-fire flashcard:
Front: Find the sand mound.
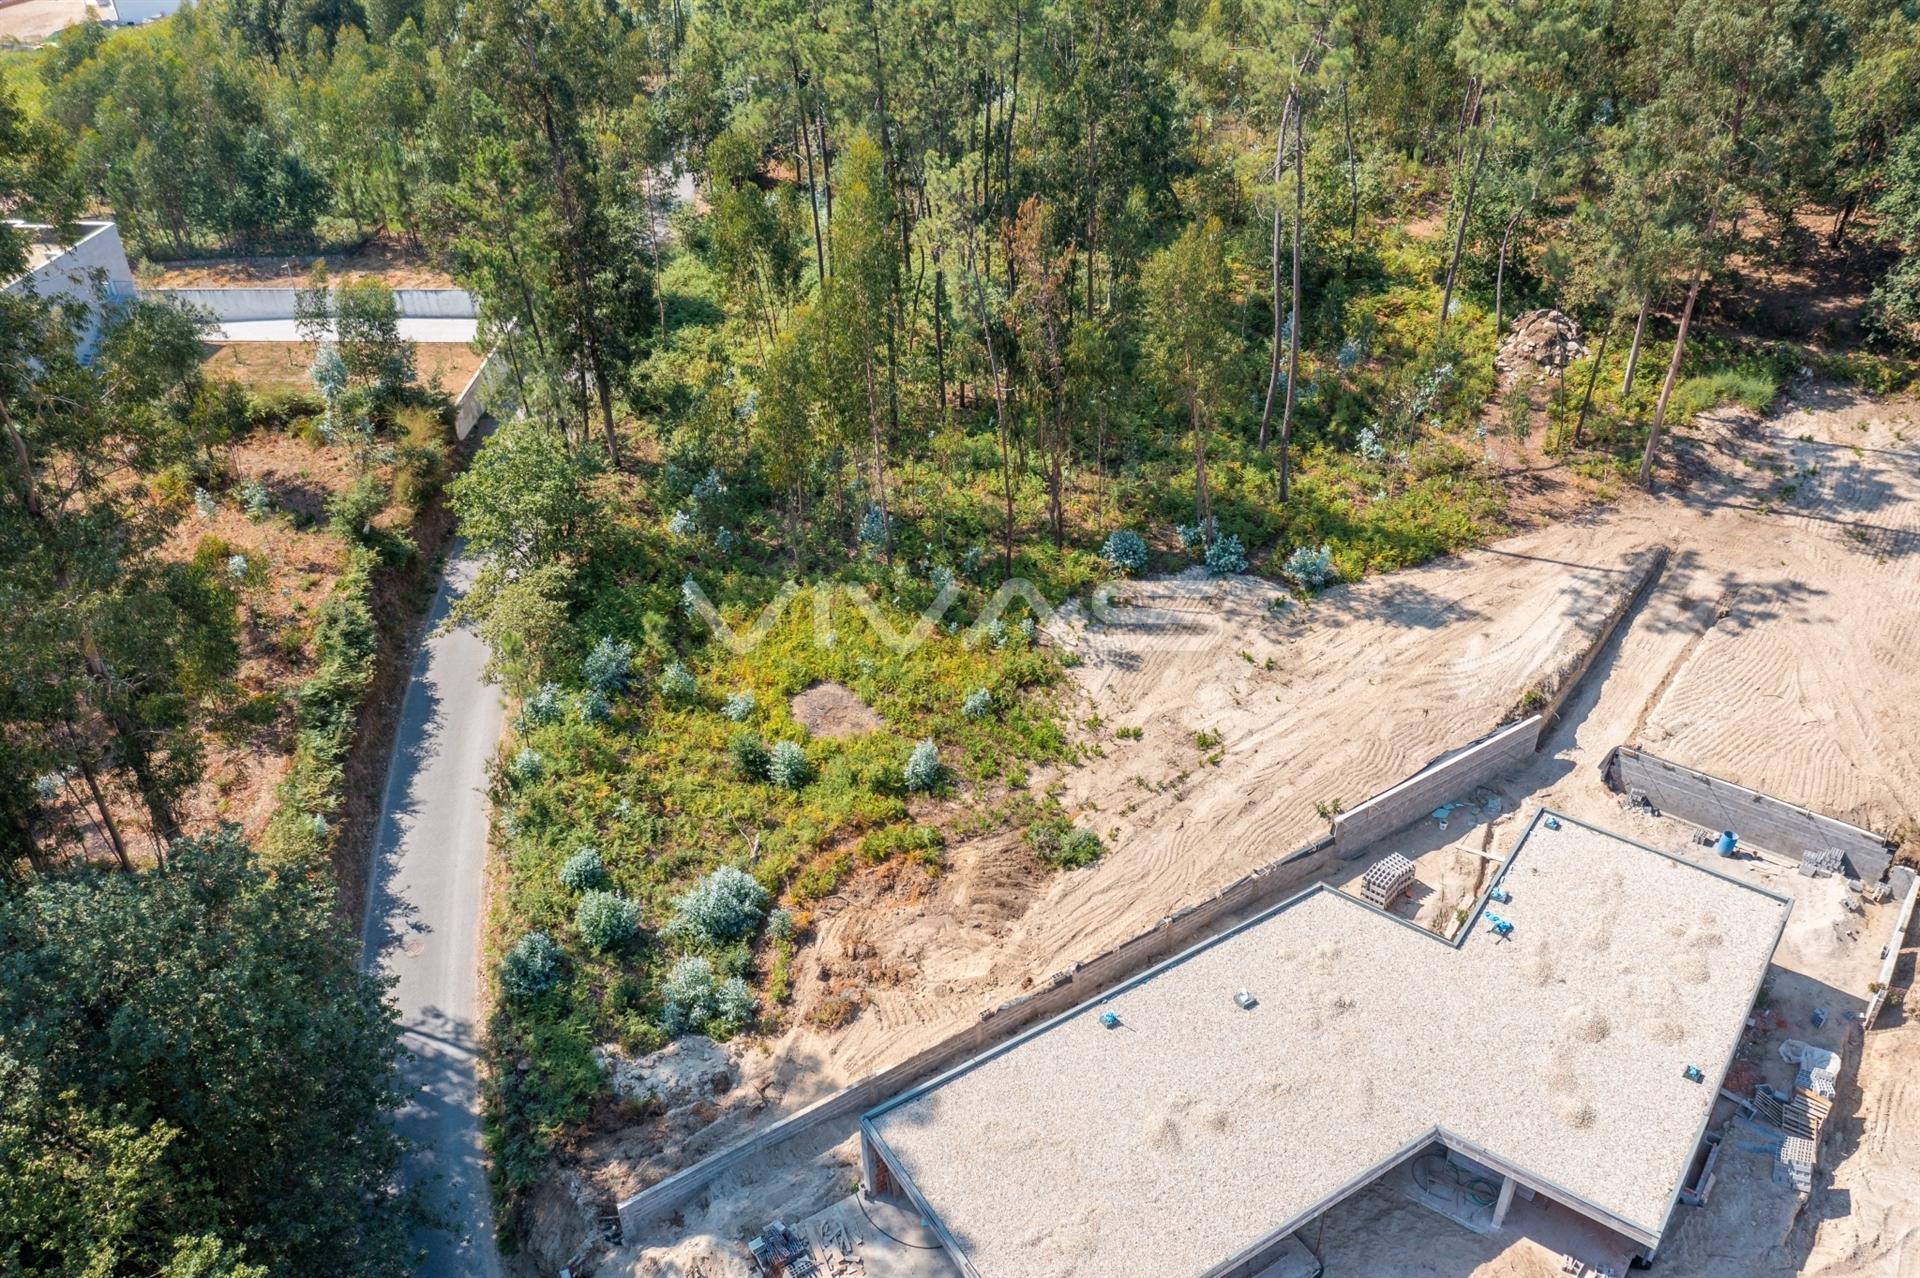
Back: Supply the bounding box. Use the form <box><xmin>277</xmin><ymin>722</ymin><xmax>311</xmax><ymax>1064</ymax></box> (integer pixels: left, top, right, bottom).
<box><xmin>1567</xmin><ymin>1006</ymin><xmax>1611</xmax><ymax>1044</ymax></box>
<box><xmin>1552</xmin><ymin>1093</ymin><xmax>1598</xmax><ymax>1129</ymax></box>
<box><xmin>790</xmin><ymin>681</ymin><xmax>884</xmax><ymax>738</ymax></box>
<box><xmin>1649</xmin><ymin>1019</ymin><xmax>1687</xmax><ymax>1045</ymax></box>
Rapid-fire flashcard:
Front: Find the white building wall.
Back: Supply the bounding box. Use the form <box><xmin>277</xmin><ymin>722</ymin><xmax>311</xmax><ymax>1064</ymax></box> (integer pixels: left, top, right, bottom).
<box><xmin>3</xmin><ymin>221</ymin><xmax>137</xmax><ymax>361</ymax></box>
<box><xmin>111</xmin><ymin>0</ymin><xmax>190</xmax><ymax>23</ymax></box>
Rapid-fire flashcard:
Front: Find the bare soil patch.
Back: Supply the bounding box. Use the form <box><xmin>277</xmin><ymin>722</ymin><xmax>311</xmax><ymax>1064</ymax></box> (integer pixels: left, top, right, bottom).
<box><xmin>203</xmin><ymin>341</ymin><xmax>486</xmax><ymax>396</ymax></box>
<box><xmin>789</xmin><ymin>680</ymin><xmax>883</xmax><ymax>739</ymax></box>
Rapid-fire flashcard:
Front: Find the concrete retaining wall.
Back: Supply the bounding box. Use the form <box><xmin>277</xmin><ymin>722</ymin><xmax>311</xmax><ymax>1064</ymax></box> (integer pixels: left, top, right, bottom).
<box><xmin>452</xmin><ymin>351</ymin><xmax>503</xmax><ymax>440</ymax></box>
<box><xmin>1866</xmin><ymin>867</ymin><xmax>1917</xmax><ymax>1030</ymax></box>
<box><xmin>150</xmin><ymin>286</ymin><xmax>476</xmax><ymax>321</ymax></box>
<box><xmin>614</xmin><ymin>833</ymin><xmax>1338</xmax><ymax>1240</ymax></box>
<box><xmin>1606</xmin><ymin>747</ymin><xmax>1895</xmax><ymax>881</ymax></box>
<box><xmin>1331</xmin><ymin>716</ymin><xmax>1542</xmax><ymax>855</ymax></box>
<box><xmin>1521</xmin><ymin>545</ymin><xmax>1668</xmax><ymax>747</ymax></box>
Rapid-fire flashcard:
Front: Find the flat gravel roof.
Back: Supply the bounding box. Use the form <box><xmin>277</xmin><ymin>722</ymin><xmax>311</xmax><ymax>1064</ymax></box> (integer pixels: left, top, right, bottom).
<box><xmin>865</xmin><ymin>810</ymin><xmax>1789</xmax><ymax>1278</ymax></box>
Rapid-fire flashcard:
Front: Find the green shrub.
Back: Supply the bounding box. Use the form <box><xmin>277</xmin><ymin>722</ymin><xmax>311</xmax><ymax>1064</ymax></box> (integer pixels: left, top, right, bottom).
<box><xmin>669</xmin><ymin>866</ymin><xmax>770</xmax><ymax>945</ymax></box>
<box><xmin>576</xmin><ymin>890</ymin><xmax>640</xmax><ymax>952</ymax></box>
<box><xmin>1026</xmin><ymin>816</ymin><xmax>1105</xmax><ymax>869</ymax></box>
<box><xmin>1205</xmin><ymin>533</ymin><xmax>1248</xmax><ymax>575</ymax></box>
<box><xmin>904</xmin><ymin>739</ymin><xmax>942</xmax><ymax>792</ymax></box>
<box><xmin>714</xmin><ymin>977</ymin><xmax>758</xmax><ymax>1032</ymax></box>
<box><xmin>327</xmin><ymin>474</ymin><xmax>390</xmax><ymax>544</ymax></box>
<box><xmin>558</xmin><ymin>848</ymin><xmax>607</xmax><ymax>892</ymax></box>
<box><xmin>768</xmin><ymin>740</ymin><xmax>811</xmax><ymax>790</ymax></box>
<box><xmin>659</xmin><ymin>661</ymin><xmax>697</xmax><ymax>704</ymax></box>
<box><xmin>247</xmin><ymin>385</ymin><xmax>325</xmax><ymax>430</ymax></box>
<box><xmin>729</xmin><ymin>732</ymin><xmax>771</xmax><ymax>781</ymax></box>
<box><xmin>660</xmin><ymin>955</ymin><xmax>719</xmax><ymax>1034</ymax></box>
<box><xmin>1100</xmin><ymin>529</ymin><xmax>1150</xmax><ymax>575</ymax></box>
<box><xmin>501</xmin><ymin>932</ymin><xmax>565</xmax><ymax>1000</ymax></box>
<box><xmin>767</xmin><ymin>908</ymin><xmax>796</xmax><ymax>942</ymax></box>
<box><xmin>583</xmin><ymin>636</ymin><xmax>635</xmax><ymax>695</ymax></box>
<box><xmin>260</xmin><ymin>549</ymin><xmax>378</xmax><ymax>865</ymax></box>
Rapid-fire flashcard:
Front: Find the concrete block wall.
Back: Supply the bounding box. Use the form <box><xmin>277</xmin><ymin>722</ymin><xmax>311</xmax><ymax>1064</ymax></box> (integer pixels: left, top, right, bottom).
<box><xmin>151</xmin><ymin>286</ymin><xmax>476</xmax><ymax>322</ymax></box>
<box><xmin>1607</xmin><ymin>747</ymin><xmax>1894</xmax><ymax>881</ymax></box>
<box><xmin>1865</xmin><ymin>868</ymin><xmax>1917</xmax><ymax>1030</ymax></box>
<box><xmin>1526</xmin><ymin>545</ymin><xmax>1668</xmax><ymax>746</ymax></box>
<box><xmin>1332</xmin><ymin>716</ymin><xmax>1541</xmax><ymax>854</ymax></box>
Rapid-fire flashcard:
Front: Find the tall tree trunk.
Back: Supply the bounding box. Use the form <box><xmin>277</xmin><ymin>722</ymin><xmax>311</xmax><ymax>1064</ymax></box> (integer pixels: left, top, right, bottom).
<box><xmin>77</xmin><ymin>757</ymin><xmax>131</xmax><ymax>872</ymax></box>
<box><xmin>1621</xmin><ymin>294</ymin><xmax>1649</xmax><ymax>396</ymax></box>
<box><xmin>84</xmin><ymin>647</ymin><xmax>180</xmax><ymax>845</ymax></box>
<box><xmin>1493</xmin><ymin>211</ymin><xmax>1520</xmax><ymax>338</ymax></box>
<box><xmin>862</xmin><ymin>352</ymin><xmax>892</xmax><ymax>564</ymax></box>
<box><xmin>1437</xmin><ymin>119</ymin><xmax>1490</xmax><ymax>340</ymax></box>
<box><xmin>1342</xmin><ymin>80</ymin><xmax>1358</xmax><ymax>258</ymax></box>
<box><xmin>1279</xmin><ymin>96</ymin><xmax>1305</xmax><ymax>503</ymax></box>
<box><xmin>1191</xmin><ymin>396</ymin><xmax>1212</xmax><ymax>538</ymax></box>
<box><xmin>1829</xmin><ymin>192</ymin><xmax>1857</xmax><ymax>248</ymax></box>
<box><xmin>975</xmin><ymin>277</ymin><xmax>1016</xmax><ymax>575</ymax></box>
<box><xmin>794</xmin><ymin>61</ymin><xmax>828</xmax><ymax>283</ymax></box>
<box><xmin>1638</xmin><ymin>262</ymin><xmax>1706</xmax><ymax>490</ymax></box>
<box><xmin>1573</xmin><ymin>312</ymin><xmax>1615</xmax><ymax>447</ymax></box>
<box><xmin>1258</xmin><ymin>86</ymin><xmax>1299</xmax><ymax>450</ymax></box>
<box><xmin>932</xmin><ymin>264</ymin><xmax>949</xmax><ymax>409</ymax></box>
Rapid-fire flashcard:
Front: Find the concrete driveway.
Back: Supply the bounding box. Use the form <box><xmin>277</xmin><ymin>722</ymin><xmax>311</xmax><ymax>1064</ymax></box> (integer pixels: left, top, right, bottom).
<box><xmin>362</xmin><ymin>543</ymin><xmax>505</xmax><ymax>1278</ymax></box>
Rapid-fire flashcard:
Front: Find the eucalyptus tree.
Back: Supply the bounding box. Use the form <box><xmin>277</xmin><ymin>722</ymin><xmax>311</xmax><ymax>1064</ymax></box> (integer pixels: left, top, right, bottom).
<box><xmin>1142</xmin><ymin>218</ymin><xmax>1240</xmax><ymax>543</ymax></box>
<box><xmin>1632</xmin><ymin>0</ymin><xmax>1840</xmax><ymax>489</ymax></box>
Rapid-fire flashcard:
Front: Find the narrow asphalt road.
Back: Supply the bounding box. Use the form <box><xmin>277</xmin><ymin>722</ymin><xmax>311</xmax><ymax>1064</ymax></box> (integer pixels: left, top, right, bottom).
<box><xmin>362</xmin><ymin>542</ymin><xmax>506</xmax><ymax>1278</ymax></box>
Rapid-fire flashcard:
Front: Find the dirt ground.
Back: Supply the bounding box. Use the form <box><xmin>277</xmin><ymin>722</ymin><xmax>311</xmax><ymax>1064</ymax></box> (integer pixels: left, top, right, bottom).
<box><xmin>0</xmin><ymin>0</ymin><xmax>88</xmax><ymax>43</ymax></box>
<box><xmin>203</xmin><ymin>341</ymin><xmax>487</xmax><ymax>396</ymax></box>
<box><xmin>598</xmin><ymin>383</ymin><xmax>1920</xmax><ymax>1277</ymax></box>
<box><xmin>790</xmin><ymin>681</ymin><xmax>885</xmax><ymax>739</ymax></box>
<box><xmin>142</xmin><ymin>238</ymin><xmax>459</xmax><ymax>288</ymax></box>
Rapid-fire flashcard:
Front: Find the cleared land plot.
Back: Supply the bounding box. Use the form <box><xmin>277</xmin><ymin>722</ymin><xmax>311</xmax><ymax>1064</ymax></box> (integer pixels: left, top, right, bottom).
<box><xmin>0</xmin><ymin>0</ymin><xmax>87</xmax><ymax>43</ymax></box>
<box><xmin>204</xmin><ymin>340</ymin><xmax>486</xmax><ymax>395</ymax></box>
<box><xmin>612</xmin><ymin>389</ymin><xmax>1920</xmax><ymax>1276</ymax></box>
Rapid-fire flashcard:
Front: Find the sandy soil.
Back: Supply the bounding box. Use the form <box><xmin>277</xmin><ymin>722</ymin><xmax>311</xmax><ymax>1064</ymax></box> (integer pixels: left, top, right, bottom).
<box><xmin>0</xmin><ymin>0</ymin><xmax>88</xmax><ymax>43</ymax></box>
<box><xmin>606</xmin><ymin>384</ymin><xmax>1920</xmax><ymax>1276</ymax></box>
<box><xmin>203</xmin><ymin>341</ymin><xmax>487</xmax><ymax>396</ymax></box>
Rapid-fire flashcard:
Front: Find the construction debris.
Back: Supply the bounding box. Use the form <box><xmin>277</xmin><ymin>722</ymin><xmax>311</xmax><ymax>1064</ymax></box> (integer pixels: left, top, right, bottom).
<box><xmin>1495</xmin><ymin>309</ymin><xmax>1588</xmax><ymax>373</ymax></box>
<box><xmin>1362</xmin><ymin>854</ymin><xmax>1417</xmax><ymax>908</ymax></box>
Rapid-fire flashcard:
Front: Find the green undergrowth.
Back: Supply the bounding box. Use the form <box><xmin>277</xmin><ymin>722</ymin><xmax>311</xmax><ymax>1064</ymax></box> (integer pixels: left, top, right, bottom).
<box><xmin>260</xmin><ymin>547</ymin><xmax>379</xmax><ymax>866</ymax></box>
<box><xmin>483</xmin><ymin>588</ymin><xmax>1068</xmax><ymax>1216</ymax></box>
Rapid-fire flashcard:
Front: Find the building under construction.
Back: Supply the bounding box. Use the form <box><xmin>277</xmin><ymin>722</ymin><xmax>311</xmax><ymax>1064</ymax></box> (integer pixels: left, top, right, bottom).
<box><xmin>859</xmin><ymin>810</ymin><xmax>1791</xmax><ymax>1278</ymax></box>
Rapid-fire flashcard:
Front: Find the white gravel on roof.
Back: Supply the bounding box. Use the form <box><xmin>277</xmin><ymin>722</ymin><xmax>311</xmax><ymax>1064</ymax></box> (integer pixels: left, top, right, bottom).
<box><xmin>868</xmin><ymin>812</ymin><xmax>1789</xmax><ymax>1278</ymax></box>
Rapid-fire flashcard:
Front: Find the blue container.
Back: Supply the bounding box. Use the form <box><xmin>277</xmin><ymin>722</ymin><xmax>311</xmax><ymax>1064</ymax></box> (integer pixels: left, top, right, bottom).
<box><xmin>1715</xmin><ymin>831</ymin><xmax>1738</xmax><ymax>856</ymax></box>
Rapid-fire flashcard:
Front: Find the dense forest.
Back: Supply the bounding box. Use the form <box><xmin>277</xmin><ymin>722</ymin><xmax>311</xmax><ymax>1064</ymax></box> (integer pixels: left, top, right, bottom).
<box><xmin>5</xmin><ymin>0</ymin><xmax>1920</xmax><ymax>1265</ymax></box>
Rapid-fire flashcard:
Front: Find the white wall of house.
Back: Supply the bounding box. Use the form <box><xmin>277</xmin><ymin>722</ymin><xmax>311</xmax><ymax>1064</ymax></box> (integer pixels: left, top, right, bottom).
<box><xmin>108</xmin><ymin>0</ymin><xmax>190</xmax><ymax>24</ymax></box>
<box><xmin>3</xmin><ymin>220</ymin><xmax>137</xmax><ymax>360</ymax></box>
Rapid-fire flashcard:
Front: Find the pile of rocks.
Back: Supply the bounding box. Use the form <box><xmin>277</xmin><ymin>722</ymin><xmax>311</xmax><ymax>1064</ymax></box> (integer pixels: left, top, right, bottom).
<box><xmin>1496</xmin><ymin>308</ymin><xmax>1588</xmax><ymax>373</ymax></box>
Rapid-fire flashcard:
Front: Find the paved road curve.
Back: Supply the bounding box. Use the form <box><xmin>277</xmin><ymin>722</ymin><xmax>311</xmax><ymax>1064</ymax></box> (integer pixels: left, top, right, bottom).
<box><xmin>361</xmin><ymin>544</ymin><xmax>505</xmax><ymax>1278</ymax></box>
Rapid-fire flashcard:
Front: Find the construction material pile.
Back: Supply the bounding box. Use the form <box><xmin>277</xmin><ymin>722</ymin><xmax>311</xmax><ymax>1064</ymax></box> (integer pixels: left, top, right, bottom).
<box><xmin>1496</xmin><ymin>309</ymin><xmax>1588</xmax><ymax>373</ymax></box>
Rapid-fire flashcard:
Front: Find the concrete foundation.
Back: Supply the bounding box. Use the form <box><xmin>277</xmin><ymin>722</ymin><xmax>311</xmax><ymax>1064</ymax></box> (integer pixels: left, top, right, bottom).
<box><xmin>1606</xmin><ymin>746</ymin><xmax>1894</xmax><ymax>881</ymax></box>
